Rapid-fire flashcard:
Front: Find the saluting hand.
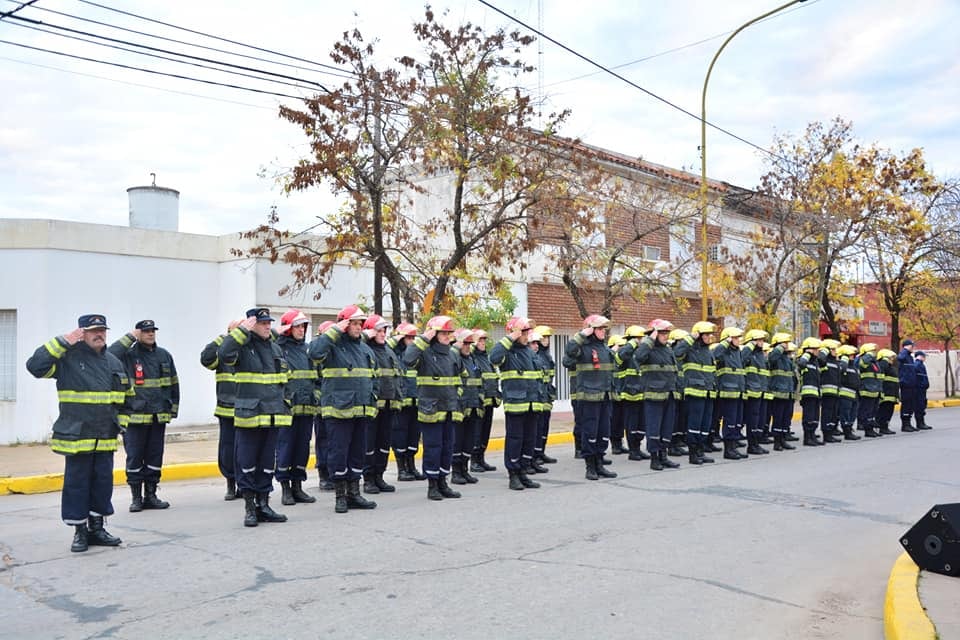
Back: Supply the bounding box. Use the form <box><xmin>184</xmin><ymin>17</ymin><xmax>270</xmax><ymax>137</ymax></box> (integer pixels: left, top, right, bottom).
<box><xmin>240</xmin><ymin>316</ymin><xmax>257</xmax><ymax>331</ymax></box>
<box><xmin>581</xmin><ymin>327</ymin><xmax>594</xmax><ymax>338</ymax></box>
<box><xmin>336</xmin><ymin>319</ymin><xmax>350</xmax><ymax>332</ymax></box>
<box><xmin>131</xmin><ymin>328</ymin><xmax>142</xmax><ymax>341</ymax></box>
<box><xmin>509</xmin><ymin>330</ymin><xmax>523</xmax><ymax>341</ymax></box>
<box><xmin>63</xmin><ymin>328</ymin><xmax>84</xmax><ymax>345</ymax></box>
<box><xmin>424</xmin><ymin>328</ymin><xmax>436</xmax><ymax>341</ymax></box>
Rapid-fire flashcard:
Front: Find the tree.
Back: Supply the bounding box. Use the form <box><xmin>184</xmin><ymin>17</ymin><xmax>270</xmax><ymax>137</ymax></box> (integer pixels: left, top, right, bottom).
<box><xmin>902</xmin><ymin>271</ymin><xmax>960</xmax><ymax>396</ymax></box>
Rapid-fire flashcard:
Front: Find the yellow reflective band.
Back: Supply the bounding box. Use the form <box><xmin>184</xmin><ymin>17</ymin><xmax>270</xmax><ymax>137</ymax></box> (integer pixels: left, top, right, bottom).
<box><xmin>125</xmin><ymin>413</ymin><xmax>173</xmax><ymax>424</ymax></box>
<box><xmin>378</xmin><ymin>368</ymin><xmax>398</xmax><ymax>377</ymax></box>
<box><xmin>683</xmin><ymin>388</ymin><xmax>709</xmax><ymax>398</ymax></box>
<box><xmin>228</xmin><ymin>327</ymin><xmax>248</xmax><ymax>344</ymax></box>
<box><xmin>682</xmin><ymin>363</ymin><xmax>716</xmax><ymax>373</ymax></box>
<box><xmin>290</xmin><ymin>404</ymin><xmax>320</xmax><ymax>415</ymax></box>
<box><xmin>214</xmin><ymin>405</ymin><xmax>235</xmax><ymax>418</ymax></box>
<box><xmin>718</xmin><ymin>390</ymin><xmax>742</xmax><ymax>399</ymax></box>
<box><xmin>322</xmin><ymin>368</ymin><xmax>376</xmax><ymax>379</ymax></box>
<box><xmin>320</xmin><ymin>406</ymin><xmax>377</xmax><ymax>419</ymax></box>
<box><xmin>499</xmin><ymin>370</ymin><xmax>543</xmax><ymax>381</ymax></box>
<box><xmin>287</xmin><ymin>370</ymin><xmax>319</xmax><ymax>380</ymax></box>
<box><xmin>405</xmin><ymin>370</ymin><xmax>418</xmax><ymax>378</ymax></box>
<box><xmin>575</xmin><ymin>363</ymin><xmax>615</xmax><ymax>372</ymax></box>
<box><xmin>45</xmin><ymin>338</ymin><xmax>67</xmax><ymax>359</ymax></box>
<box><xmin>42</xmin><ymin>365</ymin><xmax>57</xmax><ymax>378</ymax></box>
<box><xmin>376</xmin><ymin>399</ymin><xmax>403</xmax><ymax>410</ymax></box>
<box><xmin>770</xmin><ymin>370</ymin><xmax>794</xmax><ymax>377</ymax></box>
<box><xmin>481</xmin><ymin>372</ymin><xmax>499</xmax><ymax>380</ymax></box>
<box><xmin>50</xmin><ymin>437</ymin><xmax>118</xmax><ymax>454</ymax></box>
<box><xmin>465</xmin><ymin>378</ymin><xmax>483</xmax><ymax>386</ymax></box>
<box><xmin>58</xmin><ymin>390</ymin><xmax>126</xmax><ymax>404</ymax></box>
<box><xmin>235</xmin><ymin>414</ymin><xmax>295</xmax><ymax>428</ymax></box>
<box><xmin>136</xmin><ymin>377</ymin><xmax>174</xmax><ymax>388</ymax></box>
<box><xmin>413</xmin><ymin>336</ymin><xmax>429</xmax><ymax>351</ymax></box>
<box><xmin>416</xmin><ymin>376</ymin><xmax>462</xmax><ymax>386</ymax></box>
<box><xmin>234</xmin><ymin>372</ymin><xmax>288</xmax><ymax>384</ymax></box>
<box><xmin>640</xmin><ymin>364</ymin><xmax>676</xmax><ymax>373</ymax></box>
<box><xmin>215</xmin><ymin>372</ymin><xmax>234</xmax><ymax>382</ymax></box>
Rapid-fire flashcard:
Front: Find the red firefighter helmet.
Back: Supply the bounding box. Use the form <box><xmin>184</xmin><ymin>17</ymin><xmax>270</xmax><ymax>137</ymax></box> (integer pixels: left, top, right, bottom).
<box><xmin>505</xmin><ymin>316</ymin><xmax>532</xmax><ymax>332</ymax></box>
<box><xmin>454</xmin><ymin>328</ymin><xmax>476</xmax><ymax>344</ymax></box>
<box><xmin>583</xmin><ymin>314</ymin><xmax>611</xmax><ymax>329</ymax></box>
<box><xmin>394</xmin><ymin>322</ymin><xmax>419</xmax><ymax>337</ymax></box>
<box><xmin>278</xmin><ymin>309</ymin><xmax>308</xmax><ymax>336</ymax></box>
<box><xmin>337</xmin><ymin>304</ymin><xmax>367</xmax><ymax>322</ymax></box>
<box><xmin>472</xmin><ymin>329</ymin><xmax>489</xmax><ymax>340</ymax></box>
<box><xmin>426</xmin><ymin>315</ymin><xmax>455</xmax><ymax>332</ymax></box>
<box><xmin>316</xmin><ymin>320</ymin><xmax>335</xmax><ymax>335</ymax></box>
<box><xmin>362</xmin><ymin>314</ymin><xmax>391</xmax><ymax>332</ymax></box>
<box><xmin>648</xmin><ymin>318</ymin><xmax>674</xmax><ymax>332</ymax></box>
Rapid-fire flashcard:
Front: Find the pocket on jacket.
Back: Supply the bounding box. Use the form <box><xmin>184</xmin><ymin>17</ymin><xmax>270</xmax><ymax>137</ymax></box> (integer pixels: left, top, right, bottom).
<box><xmin>417</xmin><ymin>397</ymin><xmax>438</xmax><ymax>414</ymax></box>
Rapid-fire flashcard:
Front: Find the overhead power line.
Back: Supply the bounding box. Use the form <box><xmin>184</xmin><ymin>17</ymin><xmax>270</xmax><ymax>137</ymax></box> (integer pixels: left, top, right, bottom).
<box><xmin>0</xmin><ymin>0</ymin><xmax>38</xmax><ymax>20</ymax></box>
<box><xmin>0</xmin><ymin>0</ymin><xmax>356</xmax><ymax>80</ymax></box>
<box><xmin>476</xmin><ymin>0</ymin><xmax>783</xmax><ymax>159</ymax></box>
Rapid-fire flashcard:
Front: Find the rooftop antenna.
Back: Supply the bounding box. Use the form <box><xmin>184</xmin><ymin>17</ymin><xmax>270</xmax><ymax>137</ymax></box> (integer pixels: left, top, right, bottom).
<box><xmin>150</xmin><ymin>172</ymin><xmax>156</xmax><ymax>186</ymax></box>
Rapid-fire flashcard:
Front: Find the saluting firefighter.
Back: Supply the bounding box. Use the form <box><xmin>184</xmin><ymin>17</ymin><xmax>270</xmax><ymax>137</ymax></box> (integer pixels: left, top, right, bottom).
<box><xmin>634</xmin><ymin>319</ymin><xmax>681</xmax><ymax>470</ymax></box>
<box><xmin>471</xmin><ymin>329</ymin><xmax>501</xmax><ymax>473</ymax></box>
<box><xmin>310</xmin><ymin>305</ymin><xmax>379</xmax><ymax>514</ymax></box>
<box><xmin>312</xmin><ymin>320</ymin><xmax>336</xmax><ymax>492</ymax></box>
<box><xmin>564</xmin><ymin>315</ymin><xmax>618</xmax><ymax>480</ymax></box>
<box><xmin>403</xmin><ymin>315</ymin><xmax>466</xmax><ymax>501</ymax></box>
<box><xmin>390</xmin><ymin>322</ymin><xmax>426</xmax><ymax>481</ymax></box>
<box><xmin>526</xmin><ymin>330</ymin><xmax>551</xmax><ymax>475</ymax></box>
<box><xmin>532</xmin><ymin>325</ymin><xmax>559</xmax><ymax>466</ymax></box>
<box><xmin>876</xmin><ymin>349</ymin><xmax>899</xmax><ymax>435</ymax></box>
<box><xmin>667</xmin><ymin>328</ymin><xmax>691</xmax><ymax>458</ymax></box>
<box><xmin>741</xmin><ymin>330</ymin><xmax>771</xmax><ymax>455</ymax></box>
<box><xmin>914</xmin><ymin>350</ymin><xmax>932</xmax><ymax>430</ymax></box>
<box><xmin>275</xmin><ymin>309</ymin><xmax>318</xmax><ymax>505</ymax></box>
<box><xmin>856</xmin><ymin>343</ymin><xmax>882</xmax><ymax>438</ymax></box>
<box><xmin>836</xmin><ymin>344</ymin><xmax>862</xmax><ymax>441</ymax></box>
<box><xmin>714</xmin><ymin>326</ymin><xmax>748</xmax><ymax>460</ymax></box>
<box><xmin>765</xmin><ymin>333</ymin><xmax>796</xmax><ymax>451</ymax></box>
<box><xmin>615</xmin><ymin>325</ymin><xmax>651</xmax><ymax>461</ymax></box>
<box><xmin>362</xmin><ymin>314</ymin><xmax>402</xmax><ymax>495</ymax></box>
<box><xmin>796</xmin><ymin>337</ymin><xmax>824</xmax><ymax>446</ymax></box>
<box><xmin>26</xmin><ymin>314</ymin><xmax>127</xmax><ymax>552</ymax></box>
<box><xmin>452</xmin><ymin>328</ymin><xmax>482</xmax><ymax>485</ymax></box>
<box><xmin>674</xmin><ymin>321</ymin><xmax>718</xmax><ymax>464</ymax></box>
<box><xmin>896</xmin><ymin>339</ymin><xmax>918</xmax><ymax>432</ymax></box>
<box><xmin>818</xmin><ymin>339</ymin><xmax>843</xmax><ymax>443</ymax></box>
<box><xmin>108</xmin><ymin>319</ymin><xmax>179</xmax><ymax>512</ymax></box>
<box><xmin>489</xmin><ymin>316</ymin><xmax>542</xmax><ymax>490</ymax></box>
<box><xmin>218</xmin><ymin>308</ymin><xmax>291</xmax><ymax>527</ymax></box>
<box><xmin>608</xmin><ymin>332</ymin><xmax>628</xmax><ymax>455</ymax></box>
<box><xmin>200</xmin><ymin>321</ymin><xmax>241</xmax><ymax>500</ymax></box>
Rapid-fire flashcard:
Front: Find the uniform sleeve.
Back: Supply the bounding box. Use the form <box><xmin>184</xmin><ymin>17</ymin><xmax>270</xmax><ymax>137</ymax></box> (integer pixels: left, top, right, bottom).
<box><xmin>168</xmin><ymin>352</ymin><xmax>180</xmax><ymax>417</ymax></box>
<box><xmin>107</xmin><ymin>333</ymin><xmax>136</xmax><ymax>359</ymax></box>
<box><xmin>218</xmin><ymin>326</ymin><xmax>250</xmax><ymax>366</ymax></box>
<box><xmin>200</xmin><ymin>336</ymin><xmax>223</xmax><ymax>370</ymax></box>
<box><xmin>633</xmin><ymin>336</ymin><xmax>655</xmax><ymax>365</ymax></box>
<box><xmin>402</xmin><ymin>335</ymin><xmax>429</xmax><ymax>368</ymax></box>
<box><xmin>25</xmin><ymin>335</ymin><xmax>70</xmax><ymax>379</ymax></box>
<box><xmin>308</xmin><ymin>328</ymin><xmax>340</xmax><ymax>365</ymax></box>
<box><xmin>615</xmin><ymin>339</ymin><xmax>637</xmax><ymax>367</ymax></box>
<box><xmin>488</xmin><ymin>336</ymin><xmax>512</xmax><ymax>367</ymax></box>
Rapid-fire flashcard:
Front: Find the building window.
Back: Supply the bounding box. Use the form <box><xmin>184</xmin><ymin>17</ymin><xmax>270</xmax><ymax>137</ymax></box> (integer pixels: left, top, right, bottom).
<box><xmin>708</xmin><ymin>245</ymin><xmax>719</xmax><ymax>262</ymax></box>
<box><xmin>642</xmin><ymin>245</ymin><xmax>661</xmax><ymax>261</ymax></box>
<box><xmin>0</xmin><ymin>310</ymin><xmax>15</xmax><ymax>401</ymax></box>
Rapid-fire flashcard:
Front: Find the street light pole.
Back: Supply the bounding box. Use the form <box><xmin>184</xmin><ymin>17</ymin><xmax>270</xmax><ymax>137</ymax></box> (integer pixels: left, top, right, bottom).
<box><xmin>699</xmin><ymin>0</ymin><xmax>806</xmax><ymax>320</ymax></box>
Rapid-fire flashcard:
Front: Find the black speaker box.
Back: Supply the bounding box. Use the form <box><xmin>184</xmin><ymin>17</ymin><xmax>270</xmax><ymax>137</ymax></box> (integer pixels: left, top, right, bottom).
<box><xmin>900</xmin><ymin>503</ymin><xmax>960</xmax><ymax>577</ymax></box>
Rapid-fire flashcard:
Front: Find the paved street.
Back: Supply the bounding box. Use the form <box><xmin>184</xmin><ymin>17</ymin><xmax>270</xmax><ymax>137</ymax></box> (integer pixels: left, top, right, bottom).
<box><xmin>2</xmin><ymin>411</ymin><xmax>958</xmax><ymax>640</ymax></box>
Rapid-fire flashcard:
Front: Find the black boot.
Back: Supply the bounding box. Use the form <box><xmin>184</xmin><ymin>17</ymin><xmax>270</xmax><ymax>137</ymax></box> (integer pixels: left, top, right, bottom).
<box><xmin>397</xmin><ymin>454</ymin><xmax>417</xmax><ymax>481</ymax></box>
<box><xmin>508</xmin><ymin>469</ymin><xmax>525</xmax><ymax>490</ymax></box>
<box><xmin>628</xmin><ymin>447</ymin><xmax>650</xmax><ymax>461</ymax></box>
<box><xmin>584</xmin><ymin>455</ymin><xmax>599</xmax><ymax>480</ymax></box>
<box><xmin>478</xmin><ymin>451</ymin><xmax>497</xmax><ymax>471</ymax></box>
<box><xmin>318</xmin><ymin>466</ymin><xmax>335</xmax><ymax>491</ymax></box>
<box><xmin>517</xmin><ymin>467</ymin><xmax>541</xmax><ymax>488</ymax></box>
<box><xmin>879</xmin><ymin>423</ymin><xmax>896</xmax><ymax>435</ymax></box>
<box><xmin>786</xmin><ymin>432</ymin><xmax>800</xmax><ymax>442</ymax></box>
<box><xmin>363</xmin><ymin>472</ymin><xmax>381</xmax><ymax>494</ymax></box>
<box><xmin>689</xmin><ymin>446</ymin><xmax>703</xmax><ymax>465</ymax></box>
<box><xmin>659</xmin><ymin>450</ymin><xmax>680</xmax><ymax>469</ymax></box>
<box><xmin>704</xmin><ymin>440</ymin><xmax>721</xmax><ymax>453</ymax></box>
<box><xmin>529</xmin><ymin>457</ymin><xmax>549</xmax><ymax>474</ymax></box>
<box><xmin>129</xmin><ymin>482</ymin><xmax>143</xmax><ymax>513</ymax></box>
<box><xmin>436</xmin><ymin>475</ymin><xmax>461</xmax><ymax>499</ymax></box>
<box><xmin>670</xmin><ymin>434</ymin><xmax>688</xmax><ymax>455</ymax></box>
<box><xmin>71</xmin><ymin>524</ymin><xmax>88</xmax><ymax>552</ymax></box>
<box><xmin>409</xmin><ymin>455</ymin><xmax>427</xmax><ymax>480</ymax></box>
<box><xmin>842</xmin><ymin>424</ymin><xmax>861</xmax><ymax>441</ymax></box>
<box><xmin>746</xmin><ymin>438</ymin><xmax>768</xmax><ymax>455</ymax></box>
<box><xmin>87</xmin><ymin>515</ymin><xmax>121</xmax><ymax>547</ymax></box>
<box><xmin>600</xmin><ymin>454</ymin><xmax>613</xmax><ymax>466</ymax></box>
<box><xmin>334</xmin><ymin>481</ymin><xmax>349</xmax><ymax>513</ymax></box>
<box><xmin>427</xmin><ymin>477</ymin><xmax>443</xmax><ymax>500</ymax></box>
<box><xmin>802</xmin><ymin>432</ymin><xmax>819</xmax><ymax>446</ymax></box>
<box><xmin>373</xmin><ymin>472</ymin><xmax>396</xmax><ymax>493</ymax></box>
<box><xmin>291</xmin><ymin>479</ymin><xmax>317</xmax><ymax>502</ymax></box>
<box><xmin>346</xmin><ymin>479</ymin><xmax>377</xmax><ymax>509</ymax></box>
<box><xmin>864</xmin><ymin>424</ymin><xmax>880</xmax><ymax>437</ymax></box>
<box><xmin>698</xmin><ymin>444</ymin><xmax>715</xmax><ymax>464</ymax></box>
<box><xmin>243</xmin><ymin>490</ymin><xmax>259</xmax><ymax>526</ymax></box>
<box><xmin>823</xmin><ymin>427</ymin><xmax>842</xmax><ymax>443</ymax></box>
<box><xmin>611</xmin><ymin>439</ymin><xmax>628</xmax><ymax>454</ymax></box>
<box><xmin>650</xmin><ymin>450</ymin><xmax>664</xmax><ymax>471</ymax></box>
<box><xmin>773</xmin><ymin>434</ymin><xmax>784</xmax><ymax>451</ymax></box>
<box><xmin>901</xmin><ymin>418</ymin><xmax>917</xmax><ymax>433</ymax></box>
<box><xmin>574</xmin><ymin>432</ymin><xmax>583</xmax><ymax>459</ymax></box>
<box><xmin>143</xmin><ymin>482</ymin><xmax>170</xmax><ymax>509</ymax></box>
<box><xmin>450</xmin><ymin>460</ymin><xmax>468</xmax><ymax>485</ymax></box>
<box><xmin>596</xmin><ymin>457</ymin><xmax>618</xmax><ymax>477</ymax></box>
<box><xmin>460</xmin><ymin>461</ymin><xmax>479</xmax><ymax>484</ymax></box>
<box><xmin>256</xmin><ymin>493</ymin><xmax>288</xmax><ymax>522</ymax></box>
<box><xmin>723</xmin><ymin>440</ymin><xmax>746</xmax><ymax>460</ymax></box>
<box><xmin>224</xmin><ymin>478</ymin><xmax>238</xmax><ymax>501</ymax></box>
<box><xmin>281</xmin><ymin>479</ymin><xmax>296</xmax><ymax>505</ymax></box>
<box><xmin>759</xmin><ymin>433</ymin><xmax>774</xmax><ymax>444</ymax></box>
<box><xmin>539</xmin><ymin>451</ymin><xmax>558</xmax><ymax>464</ymax></box>
<box><xmin>470</xmin><ymin>451</ymin><xmax>487</xmax><ymax>473</ymax></box>
<box><xmin>917</xmin><ymin>418</ymin><xmax>932</xmax><ymax>430</ymax></box>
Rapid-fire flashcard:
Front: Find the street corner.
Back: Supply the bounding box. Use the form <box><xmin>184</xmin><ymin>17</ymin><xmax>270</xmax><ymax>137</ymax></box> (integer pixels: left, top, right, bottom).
<box><xmin>0</xmin><ymin>472</ymin><xmax>65</xmax><ymax>496</ymax></box>
<box><xmin>884</xmin><ymin>552</ymin><xmax>936</xmax><ymax>640</ymax></box>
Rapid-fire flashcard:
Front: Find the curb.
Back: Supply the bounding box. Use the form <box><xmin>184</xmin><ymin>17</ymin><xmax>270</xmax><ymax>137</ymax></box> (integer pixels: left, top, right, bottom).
<box><xmin>884</xmin><ymin>552</ymin><xmax>937</xmax><ymax>640</ymax></box>
<box><xmin>0</xmin><ymin>431</ymin><xmax>576</xmax><ymax>496</ymax></box>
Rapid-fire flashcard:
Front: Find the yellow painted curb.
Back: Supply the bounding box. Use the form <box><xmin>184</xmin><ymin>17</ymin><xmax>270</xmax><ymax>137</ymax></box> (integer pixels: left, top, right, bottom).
<box><xmin>926</xmin><ymin>401</ymin><xmax>944</xmax><ymax>409</ymax></box>
<box><xmin>942</xmin><ymin>398</ymin><xmax>960</xmax><ymax>407</ymax></box>
<box><xmin>884</xmin><ymin>552</ymin><xmax>937</xmax><ymax>640</ymax></box>
<box><xmin>0</xmin><ymin>431</ymin><xmax>576</xmax><ymax>496</ymax></box>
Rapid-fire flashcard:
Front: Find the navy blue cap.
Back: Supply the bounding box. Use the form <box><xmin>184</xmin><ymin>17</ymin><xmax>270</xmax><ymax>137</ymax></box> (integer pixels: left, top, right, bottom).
<box><xmin>78</xmin><ymin>314</ymin><xmax>109</xmax><ymax>330</ymax></box>
<box><xmin>914</xmin><ymin>350</ymin><xmax>926</xmax><ymax>358</ymax></box>
<box><xmin>902</xmin><ymin>339</ymin><xmax>914</xmax><ymax>347</ymax></box>
<box><xmin>135</xmin><ymin>319</ymin><xmax>158</xmax><ymax>331</ymax></box>
<box><xmin>246</xmin><ymin>307</ymin><xmax>274</xmax><ymax>322</ymax></box>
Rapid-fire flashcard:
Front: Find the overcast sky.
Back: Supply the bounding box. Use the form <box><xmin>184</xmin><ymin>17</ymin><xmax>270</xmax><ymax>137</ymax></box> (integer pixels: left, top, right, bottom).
<box><xmin>1</xmin><ymin>0</ymin><xmax>957</xmax><ymax>236</ymax></box>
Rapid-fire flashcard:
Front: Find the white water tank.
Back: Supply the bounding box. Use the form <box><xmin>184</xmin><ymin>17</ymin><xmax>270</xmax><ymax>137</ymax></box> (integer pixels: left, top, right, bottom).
<box><xmin>128</xmin><ymin>177</ymin><xmax>179</xmax><ymax>231</ymax></box>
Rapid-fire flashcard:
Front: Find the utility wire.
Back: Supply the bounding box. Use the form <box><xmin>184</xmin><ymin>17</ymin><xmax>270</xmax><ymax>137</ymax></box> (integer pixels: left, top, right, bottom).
<box><xmin>0</xmin><ymin>38</ymin><xmax>305</xmax><ymax>100</ymax></box>
<box><xmin>0</xmin><ymin>0</ymin><xmax>37</xmax><ymax>20</ymax></box>
<box><xmin>0</xmin><ymin>0</ymin><xmax>355</xmax><ymax>80</ymax></box>
<box><xmin>74</xmin><ymin>0</ymin><xmax>350</xmax><ymax>77</ymax></box>
<box><xmin>3</xmin><ymin>13</ymin><xmax>331</xmax><ymax>92</ymax></box>
<box><xmin>477</xmin><ymin>0</ymin><xmax>781</xmax><ymax>159</ymax></box>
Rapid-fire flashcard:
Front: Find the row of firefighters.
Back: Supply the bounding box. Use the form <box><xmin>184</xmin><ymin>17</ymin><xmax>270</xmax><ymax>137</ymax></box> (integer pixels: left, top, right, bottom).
<box><xmin>26</xmin><ymin>307</ymin><xmax>933</xmax><ymax>549</ymax></box>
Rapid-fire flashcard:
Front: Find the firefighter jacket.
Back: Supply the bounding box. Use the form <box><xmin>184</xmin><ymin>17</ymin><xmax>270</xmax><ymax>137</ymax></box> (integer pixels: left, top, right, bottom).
<box><xmin>473</xmin><ymin>347</ymin><xmax>501</xmax><ymax>407</ymax></box>
<box><xmin>389</xmin><ymin>337</ymin><xmax>417</xmax><ymax>407</ymax></box>
<box><xmin>879</xmin><ymin>359</ymin><xmax>900</xmax><ymax>403</ymax></box>
<box><xmin>26</xmin><ymin>336</ymin><xmax>130</xmax><ymax>455</ymax></box>
<box><xmin>674</xmin><ymin>335</ymin><xmax>716</xmax><ymax>399</ymax></box>
<box><xmin>369</xmin><ymin>339</ymin><xmax>403</xmax><ymax>411</ymax></box>
<box><xmin>916</xmin><ymin>360</ymin><xmax>929</xmax><ymax>390</ymax></box>
<box><xmin>219</xmin><ymin>326</ymin><xmax>292</xmax><ymax>428</ymax></box>
<box><xmin>537</xmin><ymin>345</ymin><xmax>558</xmax><ymax>409</ymax></box>
<box><xmin>490</xmin><ymin>336</ymin><xmax>542</xmax><ymax>413</ymax></box>
<box><xmin>796</xmin><ymin>350</ymin><xmax>821</xmax><ymax>398</ymax></box>
<box><xmin>897</xmin><ymin>348</ymin><xmax>917</xmax><ymax>388</ymax></box>
<box><xmin>563</xmin><ymin>332</ymin><xmax>615</xmax><ymax>402</ymax></box>
<box><xmin>457</xmin><ymin>347</ymin><xmax>484</xmax><ymax>414</ymax></box>
<box><xmin>765</xmin><ymin>345</ymin><xmax>795</xmax><ymax>400</ymax></box>
<box><xmin>819</xmin><ymin>350</ymin><xmax>841</xmax><ymax>398</ymax></box>
<box><xmin>277</xmin><ymin>334</ymin><xmax>319</xmax><ymax>416</ymax></box>
<box><xmin>614</xmin><ymin>339</ymin><xmax>643</xmax><ymax>402</ymax></box>
<box><xmin>839</xmin><ymin>355</ymin><xmax>860</xmax><ymax>400</ymax></box>
<box><xmin>634</xmin><ymin>336</ymin><xmax>679</xmax><ymax>401</ymax></box>
<box><xmin>108</xmin><ymin>334</ymin><xmax>180</xmax><ymax>425</ymax></box>
<box><xmin>741</xmin><ymin>342</ymin><xmax>769</xmax><ymax>399</ymax></box>
<box><xmin>200</xmin><ymin>334</ymin><xmax>237</xmax><ymax>419</ymax></box>
<box><xmin>713</xmin><ymin>339</ymin><xmax>746</xmax><ymax>399</ymax></box>
<box><xmin>404</xmin><ymin>335</ymin><xmax>464</xmax><ymax>422</ymax></box>
<box><xmin>858</xmin><ymin>354</ymin><xmax>882</xmax><ymax>398</ymax></box>
<box><xmin>309</xmin><ymin>326</ymin><xmax>378</xmax><ymax>420</ymax></box>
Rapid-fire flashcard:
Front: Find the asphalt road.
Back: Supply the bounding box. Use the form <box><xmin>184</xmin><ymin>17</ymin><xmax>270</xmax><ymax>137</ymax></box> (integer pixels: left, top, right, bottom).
<box><xmin>2</xmin><ymin>410</ymin><xmax>958</xmax><ymax>640</ymax></box>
